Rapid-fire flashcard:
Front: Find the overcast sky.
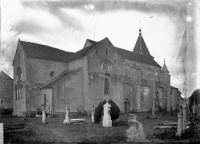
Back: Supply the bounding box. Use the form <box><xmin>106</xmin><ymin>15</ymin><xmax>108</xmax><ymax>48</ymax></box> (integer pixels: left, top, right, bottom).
<box><xmin>1</xmin><ymin>0</ymin><xmax>199</xmax><ymax>97</ymax></box>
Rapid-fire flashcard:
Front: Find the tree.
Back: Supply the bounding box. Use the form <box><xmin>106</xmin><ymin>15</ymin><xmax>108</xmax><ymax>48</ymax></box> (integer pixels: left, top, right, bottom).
<box><xmin>94</xmin><ymin>99</ymin><xmax>120</xmax><ymax>123</ymax></box>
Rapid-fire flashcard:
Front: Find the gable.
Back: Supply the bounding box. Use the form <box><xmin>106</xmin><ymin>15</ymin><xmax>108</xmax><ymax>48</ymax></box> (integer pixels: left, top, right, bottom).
<box><xmin>83</xmin><ymin>39</ymin><xmax>97</xmax><ymax>49</ymax></box>
<box><xmin>12</xmin><ymin>40</ymin><xmax>24</xmax><ymax>66</ymax></box>
<box><xmin>0</xmin><ymin>71</ymin><xmax>13</xmax><ymax>80</ymax></box>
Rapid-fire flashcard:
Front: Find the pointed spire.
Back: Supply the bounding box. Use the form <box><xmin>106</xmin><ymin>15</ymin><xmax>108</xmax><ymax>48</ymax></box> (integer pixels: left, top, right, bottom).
<box><xmin>162</xmin><ymin>58</ymin><xmax>169</xmax><ymax>74</ymax></box>
<box><xmin>133</xmin><ymin>29</ymin><xmax>151</xmax><ymax>56</ymax></box>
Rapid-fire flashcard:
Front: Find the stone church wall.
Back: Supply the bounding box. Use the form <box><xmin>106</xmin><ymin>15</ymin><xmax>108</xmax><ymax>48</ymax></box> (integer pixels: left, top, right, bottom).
<box><xmin>13</xmin><ymin>44</ymin><xmax>28</xmax><ymax>116</ymax></box>
<box><xmin>86</xmin><ymin>39</ymin><xmax>124</xmax><ymax>111</ymax></box>
<box><xmin>28</xmin><ymin>58</ymin><xmax>67</xmax><ymax>84</ymax></box>
<box><xmin>52</xmin><ymin>69</ymin><xmax>83</xmax><ymax>113</ymax></box>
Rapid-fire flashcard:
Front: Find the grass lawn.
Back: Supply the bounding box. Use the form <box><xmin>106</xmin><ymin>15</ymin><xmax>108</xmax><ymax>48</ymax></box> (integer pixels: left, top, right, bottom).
<box><xmin>2</xmin><ymin>113</ymin><xmax>129</xmax><ymax>143</ymax></box>
<box><xmin>1</xmin><ymin>111</ymin><xmax>195</xmax><ymax>143</ymax></box>
<box><xmin>134</xmin><ymin>111</ymin><xmax>179</xmax><ymax>142</ymax></box>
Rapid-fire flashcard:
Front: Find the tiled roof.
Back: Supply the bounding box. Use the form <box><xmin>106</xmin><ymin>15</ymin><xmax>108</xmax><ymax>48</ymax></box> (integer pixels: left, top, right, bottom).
<box><xmin>133</xmin><ymin>30</ymin><xmax>151</xmax><ymax>56</ymax></box>
<box><xmin>116</xmin><ymin>47</ymin><xmax>161</xmax><ymax>68</ymax></box>
<box><xmin>41</xmin><ymin>68</ymin><xmax>81</xmax><ymax>89</ymax></box>
<box><xmin>0</xmin><ymin>71</ymin><xmax>13</xmax><ymax>80</ymax></box>
<box><xmin>19</xmin><ymin>40</ymin><xmax>74</xmax><ymax>62</ymax></box>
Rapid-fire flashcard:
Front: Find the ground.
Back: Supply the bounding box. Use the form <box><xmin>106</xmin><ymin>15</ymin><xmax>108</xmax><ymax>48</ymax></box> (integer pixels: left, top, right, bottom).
<box><xmin>1</xmin><ymin>111</ymin><xmax>193</xmax><ymax>143</ymax></box>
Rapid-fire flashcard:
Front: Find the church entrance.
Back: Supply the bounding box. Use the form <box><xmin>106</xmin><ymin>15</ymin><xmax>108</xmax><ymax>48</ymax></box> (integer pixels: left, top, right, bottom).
<box><xmin>124</xmin><ymin>98</ymin><xmax>129</xmax><ymax>113</ymax></box>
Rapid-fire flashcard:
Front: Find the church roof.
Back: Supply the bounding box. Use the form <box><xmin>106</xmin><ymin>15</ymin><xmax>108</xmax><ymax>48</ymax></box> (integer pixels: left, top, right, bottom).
<box><xmin>17</xmin><ymin>37</ymin><xmax>161</xmax><ymax>68</ymax></box>
<box><xmin>0</xmin><ymin>71</ymin><xmax>13</xmax><ymax>80</ymax></box>
<box><xmin>133</xmin><ymin>29</ymin><xmax>151</xmax><ymax>56</ymax></box>
<box><xmin>41</xmin><ymin>68</ymin><xmax>81</xmax><ymax>89</ymax></box>
<box><xmin>116</xmin><ymin>47</ymin><xmax>161</xmax><ymax>68</ymax></box>
<box><xmin>19</xmin><ymin>40</ymin><xmax>74</xmax><ymax>62</ymax></box>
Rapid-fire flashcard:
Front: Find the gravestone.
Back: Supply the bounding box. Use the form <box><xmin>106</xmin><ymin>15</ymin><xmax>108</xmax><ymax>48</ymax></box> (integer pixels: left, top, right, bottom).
<box><xmin>103</xmin><ymin>100</ymin><xmax>112</xmax><ymax>127</ymax></box>
<box><xmin>63</xmin><ymin>106</ymin><xmax>70</xmax><ymax>124</ymax></box>
<box><xmin>182</xmin><ymin>104</ymin><xmax>187</xmax><ymax>132</ymax></box>
<box><xmin>94</xmin><ymin>99</ymin><xmax>120</xmax><ymax>123</ymax></box>
<box><xmin>35</xmin><ymin>108</ymin><xmax>42</xmax><ymax>118</ymax></box>
<box><xmin>92</xmin><ymin>105</ymin><xmax>95</xmax><ymax>123</ymax></box>
<box><xmin>176</xmin><ymin>111</ymin><xmax>182</xmax><ymax>136</ymax></box>
<box><xmin>42</xmin><ymin>105</ymin><xmax>46</xmax><ymax>124</ymax></box>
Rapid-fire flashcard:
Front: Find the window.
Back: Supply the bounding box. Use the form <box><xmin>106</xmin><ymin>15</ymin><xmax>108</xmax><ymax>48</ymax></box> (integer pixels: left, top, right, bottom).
<box><xmin>141</xmin><ymin>89</ymin><xmax>144</xmax><ymax>102</ymax></box>
<box><xmin>1</xmin><ymin>100</ymin><xmax>3</xmax><ymax>104</ymax></box>
<box><xmin>44</xmin><ymin>94</ymin><xmax>46</xmax><ymax>107</ymax></box>
<box><xmin>15</xmin><ymin>86</ymin><xmax>18</xmax><ymax>100</ymax></box>
<box><xmin>104</xmin><ymin>77</ymin><xmax>110</xmax><ymax>95</ymax></box>
<box><xmin>17</xmin><ymin>67</ymin><xmax>22</xmax><ymax>80</ymax></box>
<box><xmin>21</xmin><ymin>87</ymin><xmax>23</xmax><ymax>99</ymax></box>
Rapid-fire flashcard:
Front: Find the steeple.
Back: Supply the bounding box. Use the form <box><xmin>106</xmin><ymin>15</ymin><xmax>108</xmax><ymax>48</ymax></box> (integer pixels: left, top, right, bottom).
<box><xmin>162</xmin><ymin>58</ymin><xmax>169</xmax><ymax>74</ymax></box>
<box><xmin>133</xmin><ymin>29</ymin><xmax>151</xmax><ymax>56</ymax></box>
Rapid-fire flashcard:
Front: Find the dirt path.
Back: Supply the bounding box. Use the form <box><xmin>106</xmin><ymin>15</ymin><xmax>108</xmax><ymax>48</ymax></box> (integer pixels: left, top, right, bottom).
<box><xmin>126</xmin><ymin>113</ymin><xmax>149</xmax><ymax>142</ymax></box>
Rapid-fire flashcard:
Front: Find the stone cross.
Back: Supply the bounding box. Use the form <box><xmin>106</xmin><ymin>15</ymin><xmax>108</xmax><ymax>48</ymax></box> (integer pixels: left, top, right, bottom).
<box><xmin>176</xmin><ymin>111</ymin><xmax>182</xmax><ymax>136</ymax></box>
<box><xmin>42</xmin><ymin>105</ymin><xmax>46</xmax><ymax>124</ymax></box>
<box><xmin>103</xmin><ymin>100</ymin><xmax>112</xmax><ymax>127</ymax></box>
<box><xmin>92</xmin><ymin>105</ymin><xmax>95</xmax><ymax>123</ymax></box>
<box><xmin>63</xmin><ymin>106</ymin><xmax>70</xmax><ymax>124</ymax></box>
<box><xmin>182</xmin><ymin>104</ymin><xmax>187</xmax><ymax>132</ymax></box>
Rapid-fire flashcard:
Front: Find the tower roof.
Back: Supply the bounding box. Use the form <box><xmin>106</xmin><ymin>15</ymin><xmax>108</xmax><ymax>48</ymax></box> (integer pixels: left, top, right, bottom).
<box><xmin>133</xmin><ymin>29</ymin><xmax>151</xmax><ymax>56</ymax></box>
<box><xmin>162</xmin><ymin>59</ymin><xmax>169</xmax><ymax>74</ymax></box>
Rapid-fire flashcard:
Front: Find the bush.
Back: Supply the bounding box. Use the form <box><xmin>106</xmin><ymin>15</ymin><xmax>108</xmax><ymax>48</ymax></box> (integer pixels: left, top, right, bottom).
<box><xmin>94</xmin><ymin>99</ymin><xmax>120</xmax><ymax>123</ymax></box>
<box><xmin>77</xmin><ymin>108</ymin><xmax>88</xmax><ymax>117</ymax></box>
<box><xmin>0</xmin><ymin>108</ymin><xmax>13</xmax><ymax>115</ymax></box>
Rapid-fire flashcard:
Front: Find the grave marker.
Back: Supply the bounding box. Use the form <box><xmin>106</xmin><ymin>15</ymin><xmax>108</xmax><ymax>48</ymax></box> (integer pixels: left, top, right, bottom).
<box><xmin>63</xmin><ymin>106</ymin><xmax>70</xmax><ymax>124</ymax></box>
<box><xmin>42</xmin><ymin>105</ymin><xmax>46</xmax><ymax>124</ymax></box>
<box><xmin>92</xmin><ymin>105</ymin><xmax>95</xmax><ymax>123</ymax></box>
<box><xmin>176</xmin><ymin>111</ymin><xmax>182</xmax><ymax>136</ymax></box>
<box><xmin>103</xmin><ymin>100</ymin><xmax>112</xmax><ymax>127</ymax></box>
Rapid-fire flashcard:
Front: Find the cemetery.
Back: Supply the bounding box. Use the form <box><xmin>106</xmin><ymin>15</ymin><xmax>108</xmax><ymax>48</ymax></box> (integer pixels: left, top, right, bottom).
<box><xmin>1</xmin><ymin>96</ymin><xmax>200</xmax><ymax>143</ymax></box>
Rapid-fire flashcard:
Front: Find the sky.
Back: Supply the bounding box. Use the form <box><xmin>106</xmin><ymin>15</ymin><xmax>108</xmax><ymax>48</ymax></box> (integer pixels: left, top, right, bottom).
<box><xmin>0</xmin><ymin>0</ymin><xmax>199</xmax><ymax>97</ymax></box>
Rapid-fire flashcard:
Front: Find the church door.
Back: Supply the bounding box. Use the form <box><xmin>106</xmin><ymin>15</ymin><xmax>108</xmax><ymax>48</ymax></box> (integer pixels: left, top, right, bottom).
<box><xmin>124</xmin><ymin>99</ymin><xmax>129</xmax><ymax>113</ymax></box>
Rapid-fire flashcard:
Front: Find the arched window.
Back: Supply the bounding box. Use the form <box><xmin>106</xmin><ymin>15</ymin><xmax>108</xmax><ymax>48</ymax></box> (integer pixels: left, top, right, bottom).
<box><xmin>141</xmin><ymin>89</ymin><xmax>144</xmax><ymax>102</ymax></box>
<box><xmin>104</xmin><ymin>77</ymin><xmax>110</xmax><ymax>95</ymax></box>
<box><xmin>17</xmin><ymin>67</ymin><xmax>22</xmax><ymax>80</ymax></box>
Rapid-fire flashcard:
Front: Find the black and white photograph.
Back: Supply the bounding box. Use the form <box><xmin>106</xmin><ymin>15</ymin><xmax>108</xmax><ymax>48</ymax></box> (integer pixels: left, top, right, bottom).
<box><xmin>0</xmin><ymin>0</ymin><xmax>200</xmax><ymax>143</ymax></box>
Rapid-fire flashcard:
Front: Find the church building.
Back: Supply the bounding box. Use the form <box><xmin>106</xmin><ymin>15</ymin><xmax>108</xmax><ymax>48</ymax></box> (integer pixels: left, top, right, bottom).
<box><xmin>13</xmin><ymin>29</ymin><xmax>174</xmax><ymax>116</ymax></box>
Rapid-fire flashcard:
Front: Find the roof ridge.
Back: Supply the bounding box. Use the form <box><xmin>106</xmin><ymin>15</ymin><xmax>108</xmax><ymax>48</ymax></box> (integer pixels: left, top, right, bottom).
<box><xmin>20</xmin><ymin>40</ymin><xmax>74</xmax><ymax>53</ymax></box>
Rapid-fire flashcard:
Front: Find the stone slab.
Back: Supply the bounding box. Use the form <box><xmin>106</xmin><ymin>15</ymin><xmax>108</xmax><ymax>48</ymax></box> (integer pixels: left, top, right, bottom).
<box><xmin>70</xmin><ymin>118</ymin><xmax>85</xmax><ymax>123</ymax></box>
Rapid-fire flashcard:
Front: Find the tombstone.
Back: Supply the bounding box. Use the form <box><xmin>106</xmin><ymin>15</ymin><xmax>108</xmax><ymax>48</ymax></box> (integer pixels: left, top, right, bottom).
<box><xmin>103</xmin><ymin>100</ymin><xmax>112</xmax><ymax>127</ymax></box>
<box><xmin>42</xmin><ymin>105</ymin><xmax>46</xmax><ymax>124</ymax></box>
<box><xmin>92</xmin><ymin>105</ymin><xmax>95</xmax><ymax>123</ymax></box>
<box><xmin>63</xmin><ymin>106</ymin><xmax>70</xmax><ymax>124</ymax></box>
<box><xmin>176</xmin><ymin>111</ymin><xmax>182</xmax><ymax>136</ymax></box>
<box><xmin>182</xmin><ymin>104</ymin><xmax>187</xmax><ymax>132</ymax></box>
<box><xmin>35</xmin><ymin>108</ymin><xmax>40</xmax><ymax>118</ymax></box>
